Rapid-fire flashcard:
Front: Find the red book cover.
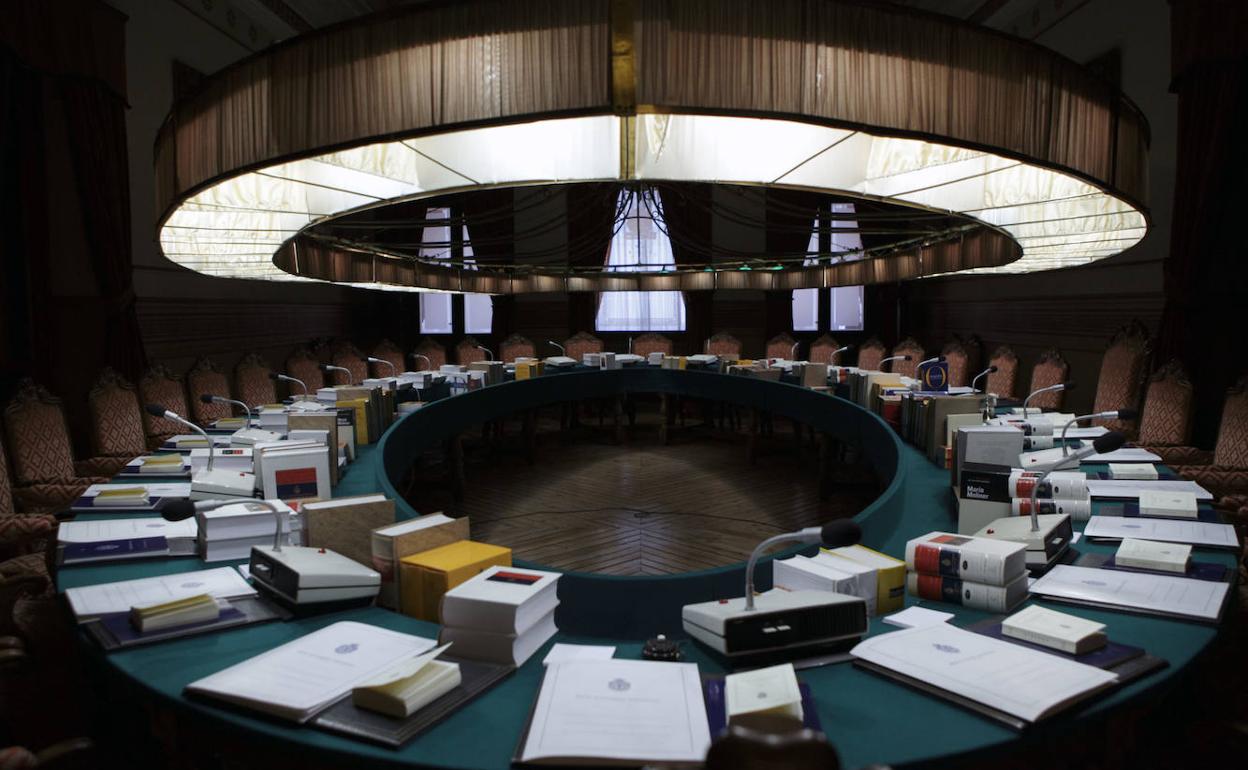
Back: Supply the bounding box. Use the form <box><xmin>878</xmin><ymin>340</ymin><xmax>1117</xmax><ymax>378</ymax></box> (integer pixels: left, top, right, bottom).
<box><xmin>275</xmin><ymin>467</ymin><xmax>318</xmax><ymax>499</ymax></box>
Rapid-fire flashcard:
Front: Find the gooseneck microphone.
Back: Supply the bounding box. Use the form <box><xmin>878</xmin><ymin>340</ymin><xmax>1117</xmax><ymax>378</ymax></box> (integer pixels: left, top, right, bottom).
<box><xmin>200</xmin><ymin>394</ymin><xmax>253</xmax><ymax>422</ymax></box>
<box><xmin>970</xmin><ymin>365</ymin><xmax>998</xmax><ymax>393</ymax></box>
<box><xmin>366</xmin><ymin>356</ymin><xmax>396</xmax><ymax>377</ymax></box>
<box><xmin>744</xmin><ymin>520</ymin><xmax>862</xmax><ymax>611</ymax></box>
<box><xmin>319</xmin><ymin>363</ymin><xmax>353</xmax><ymax>385</ymax></box>
<box><xmin>408</xmin><ymin>352</ymin><xmax>431</xmax><ymax>370</ymax></box>
<box><xmin>145</xmin><ymin>404</ymin><xmax>215</xmax><ymax>471</ymax></box>
<box><xmin>476</xmin><ymin>345</ymin><xmax>494</xmax><ymax>361</ymax></box>
<box><xmin>546</xmin><ymin>340</ymin><xmax>565</xmax><ymax>356</ymax></box>
<box><xmin>790</xmin><ymin>342</ymin><xmax>800</xmax><ymax>360</ymax></box>
<box><xmin>1060</xmin><ymin>409</ymin><xmax>1138</xmax><ymax>456</ymax></box>
<box><xmin>917</xmin><ymin>355</ymin><xmax>944</xmax><ymax>368</ymax></box>
<box><xmin>878</xmin><ymin>355</ymin><xmax>912</xmax><ymax>370</ymax></box>
<box><xmin>1029</xmin><ymin>432</ymin><xmax>1126</xmax><ymax>531</ymax></box>
<box><xmin>1022</xmin><ymin>381</ymin><xmax>1074</xmax><ymax>419</ymax></box>
<box><xmin>269</xmin><ymin>372</ymin><xmax>308</xmax><ymax>399</ymax></box>
<box><xmin>163</xmin><ymin>498</ymin><xmax>288</xmax><ymax>551</ymax></box>
<box><xmin>831</xmin><ymin>345</ymin><xmax>851</xmax><ymax>363</ymax></box>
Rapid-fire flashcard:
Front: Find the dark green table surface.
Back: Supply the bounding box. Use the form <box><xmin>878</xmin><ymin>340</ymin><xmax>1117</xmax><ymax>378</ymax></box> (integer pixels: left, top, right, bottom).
<box><xmin>56</xmin><ymin>373</ymin><xmax>1237</xmax><ymax>769</ymax></box>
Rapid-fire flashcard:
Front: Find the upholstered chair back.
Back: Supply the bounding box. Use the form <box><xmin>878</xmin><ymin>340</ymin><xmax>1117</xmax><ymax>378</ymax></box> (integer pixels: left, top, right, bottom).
<box><xmin>2</xmin><ymin>380</ymin><xmax>77</xmax><ymax>485</ymax></box>
<box><xmin>808</xmin><ymin>335</ymin><xmax>841</xmax><ymax>365</ymax></box>
<box><xmin>856</xmin><ymin>339</ymin><xmax>886</xmax><ymax>371</ymax></box>
<box><xmin>985</xmin><ymin>346</ymin><xmax>1018</xmax><ymax>398</ymax></box>
<box><xmin>564</xmin><ymin>331</ymin><xmax>604</xmax><ymax>362</ymax></box>
<box><xmin>1137</xmin><ymin>361</ymin><xmax>1194</xmax><ymax>447</ymax></box>
<box><xmin>706</xmin><ymin>332</ymin><xmax>742</xmax><ymax>359</ymax></box>
<box><xmin>330</xmin><ymin>344</ymin><xmax>368</xmax><ymax>385</ymax></box>
<box><xmin>889</xmin><ymin>338</ymin><xmax>925</xmax><ymax>379</ymax></box>
<box><xmin>370</xmin><ymin>339</ymin><xmax>405</xmax><ymax>378</ymax></box>
<box><xmin>139</xmin><ymin>365</ymin><xmax>190</xmax><ymax>447</ymax></box>
<box><xmin>457</xmin><ymin>336</ymin><xmax>488</xmax><ymax>365</ymax></box>
<box><xmin>962</xmin><ymin>335</ymin><xmax>984</xmax><ymax>378</ymax></box>
<box><xmin>1027</xmin><ymin>349</ymin><xmax>1069</xmax><ymax>410</ymax></box>
<box><xmin>285</xmin><ymin>348</ymin><xmax>325</xmax><ymax>394</ymax></box>
<box><xmin>87</xmin><ymin>368</ymin><xmax>146</xmax><ymax>459</ymax></box>
<box><xmin>500</xmin><ymin>334</ymin><xmax>536</xmax><ymax>362</ymax></box>
<box><xmin>234</xmin><ymin>354</ymin><xmax>277</xmax><ymax>407</ymax></box>
<box><xmin>765</xmin><ymin>333</ymin><xmax>797</xmax><ymax>360</ymax></box>
<box><xmin>632</xmin><ymin>333</ymin><xmax>672</xmax><ymax>359</ymax></box>
<box><xmin>412</xmin><ymin>338</ymin><xmax>447</xmax><ymax>370</ymax></box>
<box><xmin>187</xmin><ymin>359</ymin><xmax>232</xmax><ymax>424</ymax></box>
<box><xmin>0</xmin><ymin>436</ymin><xmax>13</xmax><ymax>516</ymax></box>
<box><xmin>941</xmin><ymin>341</ymin><xmax>970</xmax><ymax>388</ymax></box>
<box><xmin>1091</xmin><ymin>322</ymin><xmax>1150</xmax><ymax>436</ymax></box>
<box><xmin>1213</xmin><ymin>376</ymin><xmax>1248</xmax><ymax>468</ymax></box>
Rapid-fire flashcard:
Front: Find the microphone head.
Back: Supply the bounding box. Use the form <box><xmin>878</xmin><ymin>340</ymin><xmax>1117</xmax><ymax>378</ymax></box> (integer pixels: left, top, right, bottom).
<box><xmin>199</xmin><ymin>394</ymin><xmax>216</xmax><ymax>404</ymax></box>
<box><xmin>268</xmin><ymin>372</ymin><xmax>280</xmax><ymax>381</ymax></box>
<box><xmin>819</xmin><ymin>519</ymin><xmax>862</xmax><ymax>549</ymax></box>
<box><xmin>161</xmin><ymin>499</ymin><xmax>197</xmax><ymax>522</ymax></box>
<box><xmin>1091</xmin><ymin>431</ymin><xmax>1127</xmax><ymax>455</ymax></box>
<box><xmin>903</xmin><ymin>355</ymin><xmax>912</xmax><ymax>361</ymax></box>
<box><xmin>144</xmin><ymin>403</ymin><xmax>169</xmax><ymax>418</ymax></box>
<box><xmin>1061</xmin><ymin>381</ymin><xmax>1076</xmax><ymax>392</ymax></box>
<box><xmin>318</xmin><ymin>364</ymin><xmax>330</xmax><ymax>372</ymax></box>
<box><xmin>1115</xmin><ymin>408</ymin><xmax>1138</xmax><ymax>420</ymax></box>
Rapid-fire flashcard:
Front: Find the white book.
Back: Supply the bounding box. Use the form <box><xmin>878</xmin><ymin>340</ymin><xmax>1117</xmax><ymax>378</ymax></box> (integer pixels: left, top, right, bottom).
<box><xmin>773</xmin><ymin>556</ymin><xmax>862</xmax><ymax>600</ymax></box>
<box><xmin>1082</xmin><ymin>515</ymin><xmax>1237</xmax><ymax>548</ymax></box>
<box><xmin>1108</xmin><ymin>463</ymin><xmax>1158</xmax><ymax>480</ymax></box>
<box><xmin>725</xmin><ymin>663</ymin><xmax>802</xmax><ymax>723</ymax></box>
<box><xmin>437</xmin><ymin>607</ymin><xmax>558</xmax><ymax>667</ymax></box>
<box><xmin>1029</xmin><ymin>565</ymin><xmax>1229</xmax><ymax>622</ymax></box>
<box><xmin>519</xmin><ymin>660</ymin><xmax>711</xmax><ymax>765</ymax></box>
<box><xmin>65</xmin><ymin>566</ymin><xmax>256</xmax><ymax>621</ymax></box>
<box><xmin>198</xmin><ymin>500</ymin><xmax>296</xmax><ymax>541</ymax></box>
<box><xmin>259</xmin><ymin>446</ymin><xmax>331</xmax><ymax>501</ymax></box>
<box><xmin>287</xmin><ymin>429</ymin><xmax>329</xmax><ymax>445</ymax></box>
<box><xmin>809</xmin><ymin>551</ymin><xmax>878</xmax><ymax>615</ymax></box>
<box><xmin>1001</xmin><ymin>605</ymin><xmax>1106</xmax><ymax>655</ymax></box>
<box><xmin>203</xmin><ymin>532</ymin><xmax>297</xmax><ymax>563</ymax></box>
<box><xmin>1115</xmin><ymin>538</ymin><xmax>1191</xmax><ymax>574</ymax></box>
<box><xmin>1136</xmin><ymin>490</ymin><xmax>1198</xmax><ymax>519</ymax></box>
<box><xmin>230</xmin><ymin>427</ymin><xmax>283</xmax><ymax>446</ymax></box>
<box><xmin>58</xmin><ymin>517</ymin><xmax>197</xmax><ymax>544</ymax></box>
<box><xmin>1086</xmin><ymin>479</ymin><xmax>1212</xmax><ymax>501</ymax></box>
<box><xmin>850</xmin><ymin>624</ymin><xmax>1118</xmax><ymax>724</ymax></box>
<box><xmin>185</xmin><ymin>621</ymin><xmax>436</xmax><ymax>723</ymax></box>
<box><xmin>439</xmin><ymin>565</ymin><xmax>561</xmax><ymax>635</ymax></box>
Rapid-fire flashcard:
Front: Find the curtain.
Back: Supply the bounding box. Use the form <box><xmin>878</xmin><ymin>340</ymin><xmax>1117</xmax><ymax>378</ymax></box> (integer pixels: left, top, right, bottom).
<box><xmin>595</xmin><ymin>188</ymin><xmax>686</xmax><ymax>331</ymax></box>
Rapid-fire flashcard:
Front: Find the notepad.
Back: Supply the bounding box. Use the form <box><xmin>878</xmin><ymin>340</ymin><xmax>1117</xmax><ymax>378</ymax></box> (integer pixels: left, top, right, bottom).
<box><xmin>725</xmin><ymin>663</ymin><xmax>803</xmax><ymax>724</ymax></box>
<box><xmin>351</xmin><ymin>644</ymin><xmax>461</xmax><ymax>718</ymax></box>
<box><xmin>129</xmin><ymin>593</ymin><xmax>222</xmax><ymax>633</ymax></box>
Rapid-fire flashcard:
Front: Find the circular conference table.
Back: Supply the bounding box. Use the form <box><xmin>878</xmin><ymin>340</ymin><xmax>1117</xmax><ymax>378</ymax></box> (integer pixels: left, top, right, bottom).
<box><xmin>56</xmin><ymin>368</ymin><xmax>1237</xmax><ymax>769</ymax></box>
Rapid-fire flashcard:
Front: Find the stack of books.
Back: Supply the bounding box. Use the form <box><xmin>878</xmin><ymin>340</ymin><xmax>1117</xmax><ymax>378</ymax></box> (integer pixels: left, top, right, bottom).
<box><xmin>957</xmin><ymin>464</ymin><xmax>1088</xmax><ymax>534</ymax></box>
<box><xmin>903</xmin><ymin>532</ymin><xmax>1028</xmax><ymax>612</ymax></box>
<box><xmin>137</xmin><ymin>454</ymin><xmax>185</xmax><ymax>474</ymax></box>
<box><xmin>197</xmin><ymin>499</ymin><xmax>300</xmax><ymax>562</ymax></box>
<box><xmin>437</xmin><ymin>565</ymin><xmax>560</xmax><ymax>666</ymax></box>
<box><xmin>369</xmin><ymin>513</ymin><xmax>470</xmax><ymax>609</ymax></box>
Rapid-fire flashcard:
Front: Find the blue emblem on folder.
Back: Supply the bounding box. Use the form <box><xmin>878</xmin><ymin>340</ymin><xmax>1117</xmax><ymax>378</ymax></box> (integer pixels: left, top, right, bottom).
<box><xmin>335</xmin><ymin>643</ymin><xmax>359</xmax><ymax>654</ymax></box>
<box><xmin>918</xmin><ymin>361</ymin><xmax>949</xmax><ymax>392</ymax></box>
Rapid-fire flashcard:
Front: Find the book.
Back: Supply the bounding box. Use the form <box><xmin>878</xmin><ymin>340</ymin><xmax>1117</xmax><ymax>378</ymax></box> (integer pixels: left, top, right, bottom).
<box><xmin>230</xmin><ymin>427</ymin><xmax>283</xmax><ymax>446</ymax></box>
<box><xmin>189</xmin><ymin>448</ymin><xmax>253</xmax><ymax>474</ymax></box>
<box><xmin>808</xmin><ymin>551</ymin><xmax>878</xmax><ymax>615</ymax></box>
<box><xmin>773</xmin><ymin>555</ymin><xmax>863</xmax><ymax>601</ymax></box>
<box><xmin>399</xmin><ymin>540</ymin><xmax>511</xmax><ymax>622</ymax></box>
<box><xmin>370</xmin><ymin>514</ymin><xmax>471</xmax><ymax>609</ymax></box>
<box><xmin>1136</xmin><ymin>490</ymin><xmax>1198</xmax><ymax>519</ymax></box>
<box><xmin>185</xmin><ymin>621</ymin><xmax>436</xmax><ymax>723</ymax></box>
<box><xmin>61</xmin><ymin>536</ymin><xmax>171</xmax><ymax>564</ymax></box>
<box><xmin>1010</xmin><ymin>497</ymin><xmax>1091</xmax><ymax>520</ymax></box>
<box><xmin>139</xmin><ymin>454</ymin><xmax>185</xmax><ymax>474</ymax></box>
<box><xmin>724</xmin><ymin>663</ymin><xmax>802</xmax><ymax>724</ymax></box>
<box><xmin>1085</xmin><ymin>479</ymin><xmax>1212</xmax><ymax>501</ymax></box>
<box><xmin>197</xmin><ymin>500</ymin><xmax>298</xmax><ymax>562</ymax></box>
<box><xmin>351</xmin><ymin>644</ymin><xmax>461</xmax><ymax>719</ymax></box>
<box><xmin>439</xmin><ymin>566</ymin><xmax>561</xmax><ymax>635</ymax></box>
<box><xmin>827</xmin><ymin>544</ymin><xmax>906</xmax><ymax>614</ymax></box>
<box><xmin>261</xmin><ymin>446</ymin><xmax>330</xmax><ymax>501</ymax></box>
<box><xmin>1108</xmin><ymin>463</ymin><xmax>1158</xmax><ymax>480</ymax></box>
<box><xmin>129</xmin><ymin>593</ymin><xmax>222</xmax><ymax>633</ymax></box>
<box><xmin>92</xmin><ymin>486</ymin><xmax>150</xmax><ymax>507</ymax></box>
<box><xmin>1115</xmin><ymin>538</ymin><xmax>1191</xmax><ymax>574</ymax></box>
<box><xmin>904</xmin><ymin>532</ymin><xmax>1027</xmax><ymax>586</ymax></box>
<box><xmin>1028</xmin><ymin>565</ymin><xmax>1230</xmax><ymax>623</ymax></box>
<box><xmin>287</xmin><ymin>411</ymin><xmax>341</xmax><ymax>484</ymax></box>
<box><xmin>906</xmin><ymin>571</ymin><xmax>1029</xmax><ymax>613</ymax></box>
<box><xmin>65</xmin><ymin>566</ymin><xmax>257</xmax><ymax>621</ymax></box>
<box><xmin>302</xmin><ymin>495</ymin><xmax>395</xmax><ymax>569</ymax></box>
<box><xmin>58</xmin><ymin>517</ymin><xmax>197</xmax><ymax>547</ymax></box>
<box><xmin>959</xmin><ymin>469</ymin><xmax>1087</xmax><ymax>503</ymax></box>
<box><xmin>1001</xmin><ymin>605</ymin><xmax>1106</xmax><ymax>655</ymax></box>
<box><xmin>438</xmin><ymin>607</ymin><xmax>557</xmax><ymax>666</ymax></box>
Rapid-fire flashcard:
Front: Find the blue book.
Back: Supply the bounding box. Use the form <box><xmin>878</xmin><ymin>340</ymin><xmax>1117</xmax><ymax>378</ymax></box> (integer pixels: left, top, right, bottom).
<box><xmin>62</xmin><ymin>537</ymin><xmax>169</xmax><ymax>564</ymax></box>
<box><xmin>70</xmin><ymin>495</ymin><xmax>166</xmax><ymax>512</ymax></box>
<box><xmin>1075</xmin><ymin>552</ymin><xmax>1230</xmax><ymax>582</ymax></box>
<box><xmin>968</xmin><ymin>621</ymin><xmax>1145</xmax><ymax>670</ymax></box>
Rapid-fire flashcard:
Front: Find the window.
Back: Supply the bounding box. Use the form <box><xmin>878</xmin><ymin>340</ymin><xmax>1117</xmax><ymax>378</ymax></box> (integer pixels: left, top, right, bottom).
<box><xmin>792</xmin><ymin>202</ymin><xmax>865</xmax><ymax>332</ymax></box>
<box><xmin>595</xmin><ymin>188</ymin><xmax>687</xmax><ymax>332</ymax></box>
<box><xmin>417</xmin><ymin>207</ymin><xmax>493</xmax><ymax>334</ymax></box>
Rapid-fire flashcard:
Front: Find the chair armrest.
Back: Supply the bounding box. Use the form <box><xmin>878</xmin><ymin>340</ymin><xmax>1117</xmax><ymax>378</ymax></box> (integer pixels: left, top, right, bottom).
<box><xmin>74</xmin><ymin>457</ymin><xmax>129</xmax><ymax>478</ymax></box>
<box><xmin>1173</xmin><ymin>466</ymin><xmax>1248</xmax><ymax>501</ymax></box>
<box><xmin>1139</xmin><ymin>445</ymin><xmax>1214</xmax><ymax>466</ymax></box>
<box><xmin>0</xmin><ymin>515</ymin><xmax>56</xmax><ymax>547</ymax></box>
<box><xmin>35</xmin><ymin>737</ymin><xmax>96</xmax><ymax>770</ymax></box>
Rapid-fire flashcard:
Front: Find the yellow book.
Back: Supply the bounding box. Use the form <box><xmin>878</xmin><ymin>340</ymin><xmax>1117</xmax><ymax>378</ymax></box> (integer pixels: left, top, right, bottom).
<box><xmin>97</xmin><ymin>486</ymin><xmax>147</xmax><ymax>499</ymax></box>
<box><xmin>515</xmin><ymin>361</ymin><xmax>544</xmax><ymax>380</ymax></box>
<box><xmin>827</xmin><ymin>544</ymin><xmax>906</xmax><ymax>614</ymax></box>
<box><xmin>398</xmin><ymin>540</ymin><xmax>511</xmax><ymax>622</ymax></box>
<box><xmin>338</xmin><ymin>397</ymin><xmax>370</xmax><ymax>445</ymax></box>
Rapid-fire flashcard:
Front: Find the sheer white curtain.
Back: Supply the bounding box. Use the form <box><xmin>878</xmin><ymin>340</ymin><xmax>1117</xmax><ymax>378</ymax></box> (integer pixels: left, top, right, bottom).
<box><xmin>791</xmin><ymin>202</ymin><xmax>864</xmax><ymax>332</ymax></box>
<box><xmin>417</xmin><ymin>207</ymin><xmax>493</xmax><ymax>334</ymax></box>
<box><xmin>596</xmin><ymin>188</ymin><xmax>686</xmax><ymax>332</ymax></box>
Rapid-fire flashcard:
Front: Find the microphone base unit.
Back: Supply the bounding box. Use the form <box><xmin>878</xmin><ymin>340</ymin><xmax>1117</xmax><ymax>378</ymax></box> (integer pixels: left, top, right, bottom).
<box><xmin>189</xmin><ymin>469</ymin><xmax>258</xmax><ymax>501</ymax></box>
<box><xmin>248</xmin><ymin>545</ymin><xmax>381</xmax><ymax>607</ymax></box>
<box><xmin>973</xmin><ymin>513</ymin><xmax>1074</xmax><ymax>572</ymax></box>
<box><xmin>681</xmin><ymin>590</ymin><xmax>867</xmax><ymax>664</ymax></box>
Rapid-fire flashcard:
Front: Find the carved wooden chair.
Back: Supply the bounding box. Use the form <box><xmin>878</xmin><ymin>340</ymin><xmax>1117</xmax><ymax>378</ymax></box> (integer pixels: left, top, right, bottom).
<box><xmin>234</xmin><ymin>353</ymin><xmax>277</xmax><ymax>407</ymax></box>
<box><xmin>457</xmin><ymin>336</ymin><xmax>488</xmax><ymax>366</ymax></box>
<box><xmin>941</xmin><ymin>340</ymin><xmax>970</xmax><ymax>388</ymax></box>
<box><xmin>888</xmin><ymin>338</ymin><xmax>924</xmax><ymax>379</ymax></box>
<box><xmin>499</xmin><ymin>334</ymin><xmax>536</xmax><ymax>362</ymax></box>
<box><xmin>85</xmin><ymin>368</ymin><xmax>146</xmax><ymax>477</ymax></box>
<box><xmin>411</xmin><ymin>338</ymin><xmax>447</xmax><ymax>370</ymax></box>
<box><xmin>632</xmin><ymin>333</ymin><xmax>672</xmax><ymax>359</ymax></box>
<box><xmin>1174</xmin><ymin>375</ymin><xmax>1248</xmax><ymax>506</ymax></box>
<box><xmin>564</xmin><ymin>331</ymin><xmax>604</xmax><ymax>362</ymax></box>
<box><xmin>765</xmin><ymin>333</ymin><xmax>797</xmax><ymax>360</ymax></box>
<box><xmin>706</xmin><ymin>332</ymin><xmax>742</xmax><ymax>359</ymax></box>
<box><xmin>138</xmin><ymin>364</ymin><xmax>191</xmax><ymax>450</ymax></box>
<box><xmin>2</xmin><ymin>380</ymin><xmax>108</xmax><ymax>513</ymax></box>
<box><xmin>808</xmin><ymin>335</ymin><xmax>842</xmax><ymax>365</ymax></box>
<box><xmin>329</xmin><ymin>343</ymin><xmax>368</xmax><ymax>386</ymax></box>
<box><xmin>856</xmin><ymin>338</ymin><xmax>886</xmax><ymax>371</ymax></box>
<box><xmin>186</xmin><ymin>358</ymin><xmax>232</xmax><ymax>425</ymax></box>
<box><xmin>0</xmin><ymin>436</ymin><xmax>58</xmax><ymax>585</ymax></box>
<box><xmin>1136</xmin><ymin>361</ymin><xmax>1204</xmax><ymax>465</ymax></box>
<box><xmin>370</xmin><ymin>339</ymin><xmax>405</xmax><ymax>378</ymax></box>
<box><xmin>1091</xmin><ymin>321</ymin><xmax>1151</xmax><ymax>438</ymax></box>
<box><xmin>962</xmin><ymin>334</ymin><xmax>984</xmax><ymax>379</ymax></box>
<box><xmin>985</xmin><ymin>345</ymin><xmax>1018</xmax><ymax>399</ymax></box>
<box><xmin>285</xmin><ymin>347</ymin><xmax>325</xmax><ymax>395</ymax></box>
<box><xmin>1026</xmin><ymin>349</ymin><xmax>1069</xmax><ymax>411</ymax></box>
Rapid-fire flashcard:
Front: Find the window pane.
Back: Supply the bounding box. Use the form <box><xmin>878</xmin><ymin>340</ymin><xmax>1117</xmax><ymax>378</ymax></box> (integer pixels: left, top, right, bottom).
<box><xmin>419</xmin><ymin>293</ymin><xmax>453</xmax><ymax>334</ymax></box>
<box><xmin>464</xmin><ymin>293</ymin><xmax>493</xmax><ymax>334</ymax></box>
<box><xmin>792</xmin><ymin>288</ymin><xmax>819</xmax><ymax>331</ymax></box>
<box><xmin>596</xmin><ymin>188</ymin><xmax>687</xmax><ymax>332</ymax></box>
<box><xmin>830</xmin><ymin>285</ymin><xmax>864</xmax><ymax>331</ymax></box>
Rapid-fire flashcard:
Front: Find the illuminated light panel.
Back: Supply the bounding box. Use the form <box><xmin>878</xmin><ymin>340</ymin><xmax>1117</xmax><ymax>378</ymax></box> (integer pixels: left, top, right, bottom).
<box><xmin>158</xmin><ymin>114</ymin><xmax>1147</xmax><ymax>287</ymax></box>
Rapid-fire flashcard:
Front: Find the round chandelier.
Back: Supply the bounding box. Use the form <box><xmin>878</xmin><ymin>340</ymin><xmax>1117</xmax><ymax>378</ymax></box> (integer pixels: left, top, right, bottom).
<box><xmin>155</xmin><ymin>0</ymin><xmax>1149</xmax><ymax>293</ymax></box>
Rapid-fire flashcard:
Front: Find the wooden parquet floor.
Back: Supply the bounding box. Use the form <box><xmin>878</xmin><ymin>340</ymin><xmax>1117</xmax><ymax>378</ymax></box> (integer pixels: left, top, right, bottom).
<box><xmin>404</xmin><ymin>404</ymin><xmax>880</xmax><ymax>575</ymax></box>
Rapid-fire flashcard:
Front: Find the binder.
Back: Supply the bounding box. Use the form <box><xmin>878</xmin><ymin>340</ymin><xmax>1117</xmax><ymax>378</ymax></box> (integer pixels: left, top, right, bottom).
<box><xmin>83</xmin><ymin>595</ymin><xmax>290</xmax><ymax>651</ymax></box>
<box><xmin>1073</xmin><ymin>552</ymin><xmax>1231</xmax><ymax>583</ymax></box>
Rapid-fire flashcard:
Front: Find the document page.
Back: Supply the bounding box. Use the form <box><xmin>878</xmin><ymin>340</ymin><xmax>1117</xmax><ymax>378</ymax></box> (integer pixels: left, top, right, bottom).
<box><xmin>520</xmin><ymin>660</ymin><xmax>711</xmax><ymax>764</ymax></box>
<box><xmin>1082</xmin><ymin>516</ymin><xmax>1236</xmax><ymax>547</ymax></box>
<box><xmin>851</xmin><ymin>624</ymin><xmax>1117</xmax><ymax>723</ymax></box>
<box><xmin>186</xmin><ymin>621</ymin><xmax>435</xmax><ymax>722</ymax></box>
<box><xmin>58</xmin><ymin>517</ymin><xmax>197</xmax><ymax>544</ymax></box>
<box><xmin>1029</xmin><ymin>565</ymin><xmax>1229</xmax><ymax>622</ymax></box>
<box><xmin>1086</xmin><ymin>479</ymin><xmax>1212</xmax><ymax>501</ymax></box>
<box><xmin>65</xmin><ymin>566</ymin><xmax>256</xmax><ymax>619</ymax></box>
